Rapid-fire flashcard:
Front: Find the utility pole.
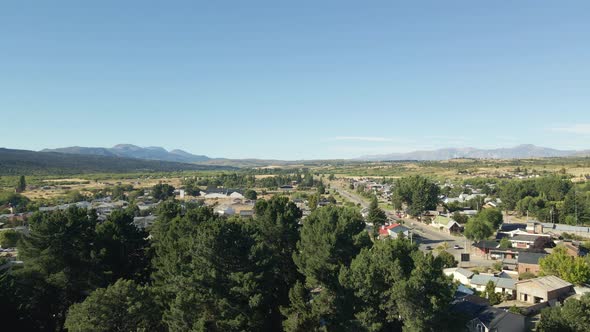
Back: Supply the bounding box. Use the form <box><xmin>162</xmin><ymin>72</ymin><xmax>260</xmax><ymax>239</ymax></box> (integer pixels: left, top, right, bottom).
<box><xmin>574</xmin><ymin>188</ymin><xmax>578</xmax><ymax>224</ymax></box>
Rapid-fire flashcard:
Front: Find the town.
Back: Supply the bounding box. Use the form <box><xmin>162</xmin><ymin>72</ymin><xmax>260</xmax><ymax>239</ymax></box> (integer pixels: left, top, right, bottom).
<box><xmin>2</xmin><ymin>2</ymin><xmax>589</xmax><ymax>331</ymax></box>
<box><xmin>2</xmin><ymin>162</ymin><xmax>590</xmax><ymax>331</ymax></box>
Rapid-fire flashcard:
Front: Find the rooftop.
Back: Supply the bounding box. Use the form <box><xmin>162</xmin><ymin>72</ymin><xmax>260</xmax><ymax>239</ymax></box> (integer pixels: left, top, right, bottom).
<box><xmin>473</xmin><ymin>240</ymin><xmax>500</xmax><ymax>249</ymax></box>
<box><xmin>476</xmin><ymin>307</ymin><xmax>525</xmax><ymax>331</ymax></box>
<box><xmin>511</xmin><ymin>234</ymin><xmax>542</xmax><ymax>242</ymax></box>
<box><xmin>517</xmin><ymin>252</ymin><xmax>548</xmax><ymax>265</ymax></box>
<box><xmin>470</xmin><ymin>274</ymin><xmax>516</xmax><ymax>290</ymax></box>
<box><xmin>516</xmin><ymin>275</ymin><xmax>573</xmax><ymax>291</ymax></box>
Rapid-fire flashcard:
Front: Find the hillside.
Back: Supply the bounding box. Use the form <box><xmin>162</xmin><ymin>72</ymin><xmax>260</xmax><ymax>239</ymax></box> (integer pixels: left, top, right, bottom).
<box><xmin>0</xmin><ymin>148</ymin><xmax>230</xmax><ymax>175</ymax></box>
<box><xmin>42</xmin><ymin>144</ymin><xmax>210</xmax><ymax>163</ymax></box>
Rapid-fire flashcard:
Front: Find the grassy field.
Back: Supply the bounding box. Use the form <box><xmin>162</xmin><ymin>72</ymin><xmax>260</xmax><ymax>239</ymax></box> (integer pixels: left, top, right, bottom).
<box><xmin>326</xmin><ymin>157</ymin><xmax>590</xmax><ymax>182</ymax></box>
<box><xmin>3</xmin><ymin>156</ymin><xmax>589</xmax><ymax>202</ymax></box>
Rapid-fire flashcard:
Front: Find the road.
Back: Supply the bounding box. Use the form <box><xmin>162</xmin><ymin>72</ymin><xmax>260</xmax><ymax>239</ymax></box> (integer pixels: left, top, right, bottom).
<box><xmin>333</xmin><ymin>183</ymin><xmax>493</xmax><ymax>267</ymax></box>
<box><xmin>335</xmin><ymin>187</ymin><xmax>370</xmax><ymax>208</ymax></box>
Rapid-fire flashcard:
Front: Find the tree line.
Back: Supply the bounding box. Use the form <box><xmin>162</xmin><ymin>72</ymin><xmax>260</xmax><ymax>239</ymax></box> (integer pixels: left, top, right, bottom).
<box><xmin>0</xmin><ymin>197</ymin><xmax>456</xmax><ymax>331</ymax></box>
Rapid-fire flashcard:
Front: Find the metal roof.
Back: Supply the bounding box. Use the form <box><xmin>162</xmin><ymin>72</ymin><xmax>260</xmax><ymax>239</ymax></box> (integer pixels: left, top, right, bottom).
<box><xmin>516</xmin><ymin>275</ymin><xmax>573</xmax><ymax>291</ymax></box>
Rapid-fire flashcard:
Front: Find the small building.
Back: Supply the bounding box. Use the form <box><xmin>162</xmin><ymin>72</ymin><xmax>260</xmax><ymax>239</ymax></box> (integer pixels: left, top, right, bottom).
<box><xmin>444</xmin><ymin>267</ymin><xmax>475</xmax><ymax>285</ymax></box>
<box><xmin>472</xmin><ymin>240</ymin><xmax>500</xmax><ymax>256</ymax></box>
<box><xmin>378</xmin><ymin>223</ymin><xmax>410</xmax><ymax>239</ymax></box>
<box><xmin>469</xmin><ymin>274</ymin><xmax>516</xmax><ymax>297</ymax></box>
<box><xmin>515</xmin><ymin>275</ymin><xmax>573</xmax><ymax>305</ymax></box>
<box><xmin>517</xmin><ymin>252</ymin><xmax>548</xmax><ymax>275</ymax></box>
<box><xmin>509</xmin><ymin>234</ymin><xmax>551</xmax><ymax>249</ymax></box>
<box><xmin>445</xmin><ymin>220</ymin><xmax>463</xmax><ymax>234</ymax></box>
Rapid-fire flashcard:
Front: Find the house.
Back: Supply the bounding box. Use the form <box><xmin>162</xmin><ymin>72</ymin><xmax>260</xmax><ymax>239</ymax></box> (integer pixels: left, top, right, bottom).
<box><xmin>469</xmin><ymin>274</ymin><xmax>516</xmax><ymax>297</ymax></box>
<box><xmin>466</xmin><ymin>307</ymin><xmax>526</xmax><ymax>332</ymax></box>
<box><xmin>517</xmin><ymin>252</ymin><xmax>548</xmax><ymax>275</ymax></box>
<box><xmin>431</xmin><ymin>216</ymin><xmax>462</xmax><ymax>233</ymax></box>
<box><xmin>378</xmin><ymin>223</ymin><xmax>410</xmax><ymax>239</ymax></box>
<box><xmin>509</xmin><ymin>234</ymin><xmax>551</xmax><ymax>249</ymax></box>
<box><xmin>451</xmin><ymin>295</ymin><xmax>526</xmax><ymax>332</ymax></box>
<box><xmin>515</xmin><ymin>275</ymin><xmax>573</xmax><ymax>305</ymax></box>
<box><xmin>444</xmin><ymin>267</ymin><xmax>475</xmax><ymax>285</ymax></box>
<box><xmin>445</xmin><ymin>220</ymin><xmax>463</xmax><ymax>234</ymax></box>
<box><xmin>472</xmin><ymin>240</ymin><xmax>500</xmax><ymax>256</ymax></box>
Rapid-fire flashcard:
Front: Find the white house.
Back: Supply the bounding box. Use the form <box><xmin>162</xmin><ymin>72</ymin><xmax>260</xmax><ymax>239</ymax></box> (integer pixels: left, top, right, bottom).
<box><xmin>444</xmin><ymin>267</ymin><xmax>474</xmax><ymax>285</ymax></box>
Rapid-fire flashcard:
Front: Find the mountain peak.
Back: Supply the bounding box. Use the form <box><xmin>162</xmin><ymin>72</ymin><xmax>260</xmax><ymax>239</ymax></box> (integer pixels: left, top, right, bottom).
<box><xmin>112</xmin><ymin>144</ymin><xmax>142</xmax><ymax>150</ymax></box>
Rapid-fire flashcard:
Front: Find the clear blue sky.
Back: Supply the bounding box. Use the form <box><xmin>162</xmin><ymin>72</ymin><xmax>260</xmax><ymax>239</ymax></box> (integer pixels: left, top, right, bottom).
<box><xmin>1</xmin><ymin>1</ymin><xmax>589</xmax><ymax>159</ymax></box>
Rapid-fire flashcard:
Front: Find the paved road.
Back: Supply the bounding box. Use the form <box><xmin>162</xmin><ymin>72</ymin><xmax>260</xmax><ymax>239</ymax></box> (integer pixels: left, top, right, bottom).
<box><xmin>333</xmin><ymin>183</ymin><xmax>492</xmax><ymax>265</ymax></box>
<box><xmin>334</xmin><ymin>187</ymin><xmax>369</xmax><ymax>208</ymax></box>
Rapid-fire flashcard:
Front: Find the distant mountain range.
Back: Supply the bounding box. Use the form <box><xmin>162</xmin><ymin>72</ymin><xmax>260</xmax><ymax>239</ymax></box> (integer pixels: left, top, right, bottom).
<box><xmin>30</xmin><ymin>143</ymin><xmax>590</xmax><ymax>166</ymax></box>
<box><xmin>42</xmin><ymin>144</ymin><xmax>210</xmax><ymax>163</ymax></box>
<box><xmin>0</xmin><ymin>148</ymin><xmax>230</xmax><ymax>175</ymax></box>
<box><xmin>357</xmin><ymin>144</ymin><xmax>590</xmax><ymax>161</ymax></box>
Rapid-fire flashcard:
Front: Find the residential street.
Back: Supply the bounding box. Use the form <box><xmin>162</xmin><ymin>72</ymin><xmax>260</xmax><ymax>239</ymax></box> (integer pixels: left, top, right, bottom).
<box><xmin>333</xmin><ymin>183</ymin><xmax>493</xmax><ymax>267</ymax></box>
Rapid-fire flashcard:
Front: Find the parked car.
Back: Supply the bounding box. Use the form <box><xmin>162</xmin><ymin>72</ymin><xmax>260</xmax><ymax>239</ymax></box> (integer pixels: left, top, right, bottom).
<box><xmin>425</xmin><ymin>245</ymin><xmax>433</xmax><ymax>250</ymax></box>
<box><xmin>454</xmin><ymin>244</ymin><xmax>462</xmax><ymax>249</ymax></box>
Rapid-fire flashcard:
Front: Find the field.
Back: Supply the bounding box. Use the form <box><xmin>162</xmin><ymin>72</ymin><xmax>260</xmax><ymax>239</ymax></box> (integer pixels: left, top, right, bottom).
<box><xmin>2</xmin><ymin>157</ymin><xmax>589</xmax><ymax>204</ymax></box>
<box><xmin>325</xmin><ymin>157</ymin><xmax>590</xmax><ymax>182</ymax></box>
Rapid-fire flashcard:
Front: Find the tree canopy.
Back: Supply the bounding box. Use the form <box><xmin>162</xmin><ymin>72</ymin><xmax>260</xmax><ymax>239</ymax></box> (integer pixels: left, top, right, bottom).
<box><xmin>391</xmin><ymin>176</ymin><xmax>440</xmax><ymax>216</ymax></box>
<box><xmin>538</xmin><ymin>293</ymin><xmax>590</xmax><ymax>332</ymax></box>
<box><xmin>1</xmin><ymin>196</ymin><xmax>459</xmax><ymax>331</ymax></box>
<box><xmin>65</xmin><ymin>279</ymin><xmax>163</xmax><ymax>332</ymax></box>
<box><xmin>539</xmin><ymin>246</ymin><xmax>590</xmax><ymax>285</ymax></box>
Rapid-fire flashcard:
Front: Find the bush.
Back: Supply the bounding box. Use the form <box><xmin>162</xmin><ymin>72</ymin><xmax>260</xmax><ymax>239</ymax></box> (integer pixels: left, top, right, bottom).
<box><xmin>0</xmin><ymin>230</ymin><xmax>22</xmax><ymax>248</ymax></box>
<box><xmin>244</xmin><ymin>189</ymin><xmax>257</xmax><ymax>200</ymax></box>
<box><xmin>519</xmin><ymin>272</ymin><xmax>536</xmax><ymax>280</ymax></box>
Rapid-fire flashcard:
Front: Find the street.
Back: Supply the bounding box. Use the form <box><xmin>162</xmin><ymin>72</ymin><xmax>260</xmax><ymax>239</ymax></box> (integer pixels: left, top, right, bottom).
<box><xmin>333</xmin><ymin>183</ymin><xmax>494</xmax><ymax>267</ymax></box>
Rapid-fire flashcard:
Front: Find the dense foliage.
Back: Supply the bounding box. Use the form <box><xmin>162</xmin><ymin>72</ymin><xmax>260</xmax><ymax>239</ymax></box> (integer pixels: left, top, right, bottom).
<box><xmin>463</xmin><ymin>208</ymin><xmax>503</xmax><ymax>242</ymax></box>
<box><xmin>0</xmin><ymin>197</ymin><xmax>456</xmax><ymax>331</ymax></box>
<box><xmin>391</xmin><ymin>175</ymin><xmax>440</xmax><ymax>216</ymax></box>
<box><xmin>498</xmin><ymin>176</ymin><xmax>589</xmax><ymax>225</ymax></box>
<box><xmin>539</xmin><ymin>246</ymin><xmax>590</xmax><ymax>285</ymax></box>
<box><xmin>367</xmin><ymin>196</ymin><xmax>387</xmax><ymax>237</ymax></box>
<box><xmin>537</xmin><ymin>293</ymin><xmax>590</xmax><ymax>332</ymax></box>
<box><xmin>0</xmin><ymin>207</ymin><xmax>150</xmax><ymax>330</ymax></box>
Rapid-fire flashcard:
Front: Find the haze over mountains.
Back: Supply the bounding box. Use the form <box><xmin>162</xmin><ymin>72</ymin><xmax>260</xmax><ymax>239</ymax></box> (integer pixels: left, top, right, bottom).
<box><xmin>42</xmin><ymin>144</ymin><xmax>210</xmax><ymax>163</ymax></box>
<box><xmin>358</xmin><ymin>144</ymin><xmax>590</xmax><ymax>161</ymax></box>
<box><xmin>38</xmin><ymin>144</ymin><xmax>590</xmax><ymax>163</ymax></box>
